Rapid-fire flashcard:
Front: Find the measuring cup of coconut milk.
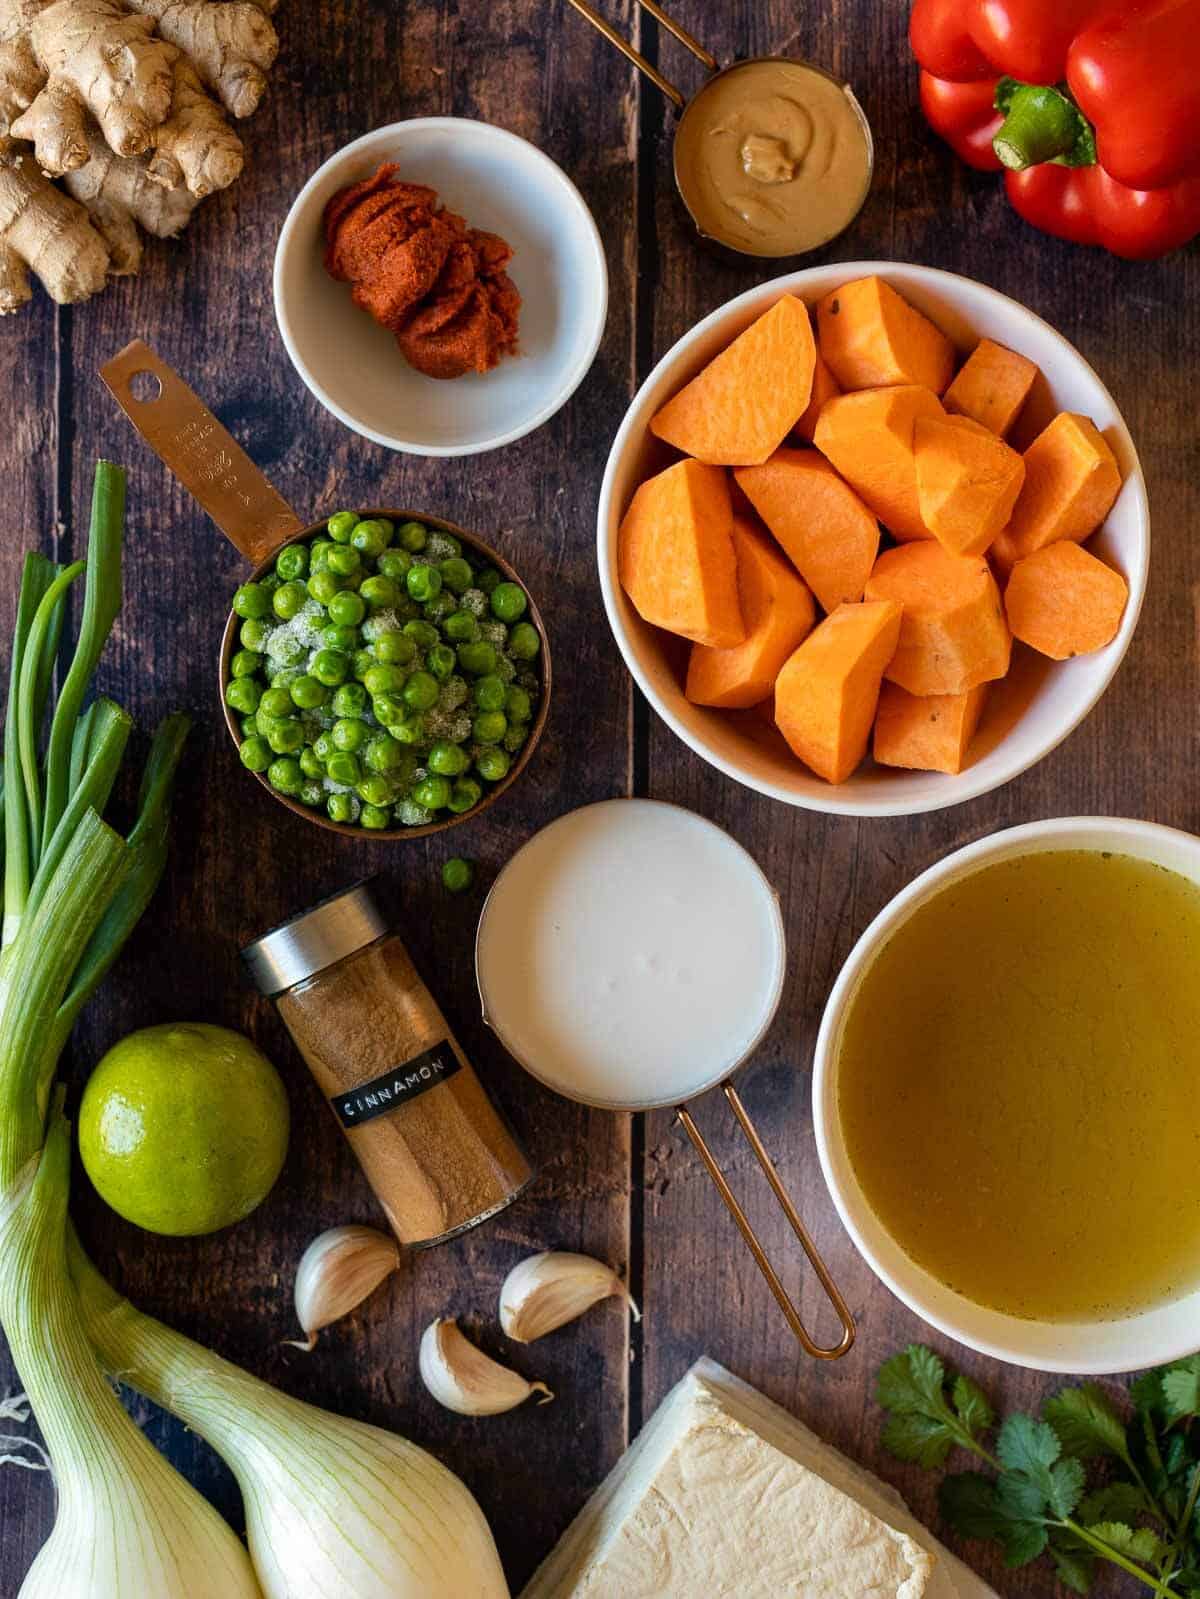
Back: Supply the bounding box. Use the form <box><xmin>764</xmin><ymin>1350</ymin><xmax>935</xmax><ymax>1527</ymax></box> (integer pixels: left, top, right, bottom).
<box><xmin>475</xmin><ymin>798</ymin><xmax>855</xmax><ymax>1358</ymax></box>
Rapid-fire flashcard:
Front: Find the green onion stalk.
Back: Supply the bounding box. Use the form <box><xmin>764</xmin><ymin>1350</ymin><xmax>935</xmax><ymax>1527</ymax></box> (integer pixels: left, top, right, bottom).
<box><xmin>0</xmin><ymin>462</ymin><xmax>262</xmax><ymax>1598</ymax></box>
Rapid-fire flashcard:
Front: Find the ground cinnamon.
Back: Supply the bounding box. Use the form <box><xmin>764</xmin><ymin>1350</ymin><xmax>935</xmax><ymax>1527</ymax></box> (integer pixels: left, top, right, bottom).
<box><xmin>244</xmin><ymin>882</ymin><xmax>531</xmax><ymax>1248</ymax></box>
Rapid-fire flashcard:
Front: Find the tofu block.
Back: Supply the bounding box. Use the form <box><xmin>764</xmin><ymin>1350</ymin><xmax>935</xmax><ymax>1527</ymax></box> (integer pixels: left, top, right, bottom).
<box><xmin>865</xmin><ymin>542</ymin><xmax>1011</xmax><ymax>696</ymax></box>
<box><xmin>1004</xmin><ymin>541</ymin><xmax>1129</xmax><ymax>659</ymax></box>
<box><xmin>914</xmin><ymin>414</ymin><xmax>1026</xmax><ymax>557</ymax></box>
<box><xmin>816</xmin><ymin>276</ymin><xmax>956</xmax><ymax>395</ymax></box>
<box><xmin>775</xmin><ymin>600</ymin><xmax>902</xmax><ymax>783</ymax></box>
<box><xmin>686</xmin><ymin>516</ymin><xmax>816</xmax><ymax>708</ymax></box>
<box><xmin>617</xmin><ymin>459</ymin><xmax>743</xmax><ymax>647</ymax></box>
<box><xmin>650</xmin><ymin>295</ymin><xmax>816</xmax><ymax>466</ymax></box>
<box><xmin>874</xmin><ymin>681</ymin><xmax>988</xmax><ymax>774</ymax></box>
<box><xmin>735</xmin><ymin>448</ymin><xmax>880</xmax><ymax>613</ymax></box>
<box><xmin>521</xmin><ymin>1360</ymin><xmax>940</xmax><ymax>1599</ymax></box>
<box><xmin>814</xmin><ymin>385</ymin><xmax>945</xmax><ymax>542</ymax></box>
<box><xmin>989</xmin><ymin>412</ymin><xmax>1122</xmax><ymax>572</ymax></box>
<box><xmin>943</xmin><ymin>337</ymin><xmax>1038</xmax><ymax>437</ymax></box>
<box><xmin>794</xmin><ymin>349</ymin><xmax>842</xmax><ymax>442</ymax></box>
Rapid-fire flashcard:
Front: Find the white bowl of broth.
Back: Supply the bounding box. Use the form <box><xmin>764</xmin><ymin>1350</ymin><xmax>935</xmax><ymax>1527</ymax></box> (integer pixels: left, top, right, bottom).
<box><xmin>813</xmin><ymin>817</ymin><xmax>1200</xmax><ymax>1374</ymax></box>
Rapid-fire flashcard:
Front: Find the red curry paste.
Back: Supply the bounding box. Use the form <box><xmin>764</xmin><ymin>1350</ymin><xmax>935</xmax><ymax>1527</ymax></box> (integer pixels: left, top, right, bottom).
<box><xmin>323</xmin><ymin>165</ymin><xmax>521</xmax><ymax>380</ymax></box>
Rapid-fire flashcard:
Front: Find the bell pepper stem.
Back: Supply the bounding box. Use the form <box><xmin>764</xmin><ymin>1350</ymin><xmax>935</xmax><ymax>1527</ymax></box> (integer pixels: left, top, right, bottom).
<box><xmin>993</xmin><ymin>81</ymin><xmax>1095</xmax><ymax>171</ymax></box>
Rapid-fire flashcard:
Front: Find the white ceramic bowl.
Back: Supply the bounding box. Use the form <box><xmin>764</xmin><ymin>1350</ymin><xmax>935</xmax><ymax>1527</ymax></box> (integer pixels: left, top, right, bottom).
<box><xmin>597</xmin><ymin>262</ymin><xmax>1149</xmax><ymax>817</ymax></box>
<box><xmin>274</xmin><ymin>119</ymin><xmax>608</xmax><ymax>456</ymax></box>
<box><xmin>813</xmin><ymin>816</ymin><xmax>1200</xmax><ymax>1374</ymax></box>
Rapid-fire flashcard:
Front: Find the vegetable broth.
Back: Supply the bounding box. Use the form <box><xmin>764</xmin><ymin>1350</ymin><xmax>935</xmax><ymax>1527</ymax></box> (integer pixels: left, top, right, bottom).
<box><xmin>837</xmin><ymin>849</ymin><xmax>1200</xmax><ymax>1321</ymax></box>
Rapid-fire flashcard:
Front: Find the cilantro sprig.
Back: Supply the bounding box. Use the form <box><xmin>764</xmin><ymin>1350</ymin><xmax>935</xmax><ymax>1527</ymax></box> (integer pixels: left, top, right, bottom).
<box><xmin>877</xmin><ymin>1345</ymin><xmax>1200</xmax><ymax>1596</ymax></box>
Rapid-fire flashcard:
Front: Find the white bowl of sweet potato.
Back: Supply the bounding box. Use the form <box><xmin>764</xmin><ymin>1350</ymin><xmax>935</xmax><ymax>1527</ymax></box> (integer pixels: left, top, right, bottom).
<box><xmin>597</xmin><ymin>262</ymin><xmax>1149</xmax><ymax>816</ymax></box>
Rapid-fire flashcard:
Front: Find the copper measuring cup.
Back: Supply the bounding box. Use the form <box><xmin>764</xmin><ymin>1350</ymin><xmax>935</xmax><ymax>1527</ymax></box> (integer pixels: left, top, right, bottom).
<box><xmin>566</xmin><ymin>0</ymin><xmax>874</xmax><ymax>259</ymax></box>
<box><xmin>100</xmin><ymin>339</ymin><xmax>552</xmax><ymax>841</ymax></box>
<box><xmin>475</xmin><ymin>797</ymin><xmax>856</xmax><ymax>1359</ymax></box>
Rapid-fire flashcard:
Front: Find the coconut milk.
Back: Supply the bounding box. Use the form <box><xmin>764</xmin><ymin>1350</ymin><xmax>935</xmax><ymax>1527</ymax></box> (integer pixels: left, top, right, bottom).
<box><xmin>476</xmin><ymin>799</ymin><xmax>785</xmax><ymax>1108</ymax></box>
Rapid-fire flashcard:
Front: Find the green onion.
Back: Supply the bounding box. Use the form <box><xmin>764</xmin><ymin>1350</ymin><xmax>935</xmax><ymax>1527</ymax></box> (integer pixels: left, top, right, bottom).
<box><xmin>0</xmin><ymin>463</ymin><xmax>263</xmax><ymax>1599</ymax></box>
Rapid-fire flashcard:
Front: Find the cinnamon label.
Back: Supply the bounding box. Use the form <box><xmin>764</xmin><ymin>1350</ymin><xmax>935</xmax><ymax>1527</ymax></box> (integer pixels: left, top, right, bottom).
<box><xmin>331</xmin><ymin>1042</ymin><xmax>461</xmax><ymax>1128</ymax></box>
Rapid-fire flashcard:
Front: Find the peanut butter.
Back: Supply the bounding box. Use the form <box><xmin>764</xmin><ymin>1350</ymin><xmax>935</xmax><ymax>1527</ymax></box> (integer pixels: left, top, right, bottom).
<box><xmin>674</xmin><ymin>59</ymin><xmax>873</xmax><ymax>258</ymax></box>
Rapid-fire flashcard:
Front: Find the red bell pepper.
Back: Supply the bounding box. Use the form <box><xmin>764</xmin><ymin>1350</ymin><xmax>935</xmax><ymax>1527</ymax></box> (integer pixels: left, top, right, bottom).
<box><xmin>910</xmin><ymin>0</ymin><xmax>1200</xmax><ymax>258</ymax></box>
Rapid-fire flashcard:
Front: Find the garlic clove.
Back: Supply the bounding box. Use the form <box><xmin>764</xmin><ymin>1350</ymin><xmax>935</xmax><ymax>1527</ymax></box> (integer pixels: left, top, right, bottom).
<box><xmin>419</xmin><ymin>1318</ymin><xmax>553</xmax><ymax>1416</ymax></box>
<box><xmin>287</xmin><ymin>1225</ymin><xmax>400</xmax><ymax>1352</ymax></box>
<box><xmin>499</xmin><ymin>1251</ymin><xmax>640</xmax><ymax>1344</ymax></box>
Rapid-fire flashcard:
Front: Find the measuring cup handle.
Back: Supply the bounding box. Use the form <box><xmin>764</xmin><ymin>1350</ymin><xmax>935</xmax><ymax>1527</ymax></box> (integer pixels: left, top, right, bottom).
<box><xmin>100</xmin><ymin>339</ymin><xmax>305</xmax><ymax>564</ymax></box>
<box><xmin>675</xmin><ymin>1082</ymin><xmax>855</xmax><ymax>1360</ymax></box>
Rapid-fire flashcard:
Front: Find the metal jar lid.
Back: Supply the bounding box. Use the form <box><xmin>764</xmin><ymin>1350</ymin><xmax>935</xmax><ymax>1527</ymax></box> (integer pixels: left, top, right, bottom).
<box><xmin>242</xmin><ymin>878</ymin><xmax>388</xmax><ymax>996</ymax></box>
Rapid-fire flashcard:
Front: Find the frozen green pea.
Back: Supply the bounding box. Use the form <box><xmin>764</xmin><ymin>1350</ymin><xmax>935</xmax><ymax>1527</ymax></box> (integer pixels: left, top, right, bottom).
<box><xmin>351</xmin><ymin>518</ymin><xmax>392</xmax><ymax>558</ymax></box>
<box><xmin>507</xmin><ymin>621</ymin><xmax>541</xmax><ymax>661</ymax></box>
<box><xmin>332</xmin><ymin>717</ymin><xmax>369</xmax><ymax>752</ymax></box>
<box><xmin>365</xmin><ymin>735</ymin><xmax>406</xmax><ymax>775</ymax></box>
<box><xmin>476</xmin><ymin>746</ymin><xmax>511</xmax><ymax>783</ymax></box>
<box><xmin>259</xmin><ymin>686</ymin><xmax>295</xmax><ymax>720</ymax></box>
<box><xmin>307</xmin><ymin>569</ymin><xmax>342</xmax><ymax>605</ymax></box>
<box><xmin>240</xmin><ymin>715</ymin><xmax>258</xmax><ymax>738</ymax></box>
<box><xmin>360</xmin><ymin>803</ymin><xmax>391</xmax><ymax>830</ymax></box>
<box><xmin>428</xmin><ymin>740</ymin><xmax>470</xmax><ymax>777</ymax></box>
<box><xmin>311</xmin><ymin>648</ymin><xmax>350</xmax><ymax>687</ymax></box>
<box><xmin>272</xmin><ymin>580</ymin><xmax>308</xmax><ymax>620</ymax></box>
<box><xmin>326</xmin><ymin>750</ymin><xmax>362</xmax><ymax>786</ymax></box>
<box><xmin>327</xmin><ymin>792</ymin><xmax>358</xmax><ymax>824</ymax></box>
<box><xmin>377</xmin><ymin>548</ymin><xmax>412</xmax><ymax>582</ymax></box>
<box><xmin>289</xmin><ymin>674</ymin><xmax>328</xmax><ymax>710</ymax></box>
<box><xmin>225</xmin><ymin>677</ymin><xmax>261</xmax><ymax>715</ymax></box>
<box><xmin>268</xmin><ymin>756</ymin><xmax>304</xmax><ymax>795</ymax></box>
<box><xmin>232</xmin><ymin>581</ymin><xmax>271</xmax><ymax>620</ymax></box>
<box><xmin>504</xmin><ymin>685</ymin><xmax>533</xmax><ymax>723</ymax></box>
<box><xmin>329</xmin><ymin>590</ymin><xmax>366</xmax><ymax>626</ymax></box>
<box><xmin>457</xmin><ymin>641</ymin><xmax>497</xmax><ymax>676</ymax></box>
<box><xmin>375</xmin><ymin>631</ymin><xmax>417</xmax><ymax>666</ymax></box>
<box><xmin>322</xmin><ymin>622</ymin><xmax>358</xmax><ymax>651</ymax></box>
<box><xmin>447</xmin><ymin>777</ymin><xmax>483</xmax><ymax>814</ymax></box>
<box><xmin>299</xmin><ymin>746</ymin><xmax>325</xmax><ymax>779</ymax></box>
<box><xmin>439</xmin><ymin>556</ymin><xmax>473</xmax><ymax>594</ymax></box>
<box><xmin>327</xmin><ymin>545</ymin><xmax>361</xmax><ymax>578</ymax></box>
<box><xmin>397</xmin><ymin>520</ymin><xmax>428</xmax><ymax>552</ymax></box>
<box><xmin>276</xmin><ymin>544</ymin><xmax>309</xmax><ymax>581</ymax></box>
<box><xmin>473</xmin><ymin>674</ymin><xmax>506</xmax><ymax>712</ymax></box>
<box><xmin>442</xmin><ymin>857</ymin><xmax>474</xmax><ymax>894</ymax></box>
<box><xmin>413</xmin><ymin>775</ymin><xmax>451</xmax><ymax>811</ymax></box>
<box><xmin>360</xmin><ymin>575</ymin><xmax>402</xmax><ymax>610</ymax></box>
<box><xmin>239</xmin><ymin>735</ymin><xmax>272</xmax><ymax>772</ymax></box>
<box><xmin>230</xmin><ymin>648</ymin><xmax>262</xmax><ymax>679</ymax></box>
<box><xmin>327</xmin><ymin>510</ymin><xmax>359</xmax><ymax>542</ymax></box>
<box><xmin>267</xmin><ymin>721</ymin><xmax>305</xmax><ymax>755</ymax></box>
<box><xmin>406</xmin><ymin>564</ymin><xmax>442</xmax><ymax>603</ymax></box>
<box><xmin>443</xmin><ymin>610</ymin><xmax>480</xmax><ymax>643</ymax></box>
<box><xmin>240</xmin><ymin>617</ymin><xmax>272</xmax><ymax>651</ymax></box>
<box><xmin>426</xmin><ymin>644</ymin><xmax>456</xmax><ymax>681</ymax></box>
<box><xmin>473</xmin><ymin>711</ymin><xmax>507</xmax><ymax>744</ymax></box>
<box><xmin>332</xmin><ymin>681</ymin><xmax>368</xmax><ymax>718</ymax></box>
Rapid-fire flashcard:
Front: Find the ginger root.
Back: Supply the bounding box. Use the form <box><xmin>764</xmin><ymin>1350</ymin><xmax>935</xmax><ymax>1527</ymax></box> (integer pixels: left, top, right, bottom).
<box><xmin>0</xmin><ymin>135</ymin><xmax>108</xmax><ymax>310</ymax></box>
<box><xmin>0</xmin><ymin>0</ymin><xmax>276</xmax><ymax>309</ymax></box>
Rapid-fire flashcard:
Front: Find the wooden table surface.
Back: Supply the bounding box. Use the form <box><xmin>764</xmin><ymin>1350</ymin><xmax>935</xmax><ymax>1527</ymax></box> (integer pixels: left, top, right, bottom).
<box><xmin>1</xmin><ymin>2</ymin><xmax>1197</xmax><ymax>1595</ymax></box>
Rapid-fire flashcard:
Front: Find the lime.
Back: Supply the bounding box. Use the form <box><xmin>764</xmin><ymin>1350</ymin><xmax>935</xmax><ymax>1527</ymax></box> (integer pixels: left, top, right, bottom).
<box><xmin>78</xmin><ymin>1023</ymin><xmax>290</xmax><ymax>1237</ymax></box>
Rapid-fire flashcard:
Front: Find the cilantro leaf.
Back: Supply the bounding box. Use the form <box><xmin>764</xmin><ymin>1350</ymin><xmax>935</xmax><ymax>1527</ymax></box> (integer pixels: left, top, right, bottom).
<box><xmin>952</xmin><ymin>1372</ymin><xmax>994</xmax><ymax>1441</ymax></box>
<box><xmin>882</xmin><ymin>1411</ymin><xmax>960</xmax><ymax>1470</ymax></box>
<box><xmin>1086</xmin><ymin>1522</ymin><xmax>1167</xmax><ymax>1567</ymax></box>
<box><xmin>1045</xmin><ymin>1383</ymin><xmax>1130</xmax><ymax>1462</ymax></box>
<box><xmin>997</xmin><ymin>1413</ymin><xmax>1062</xmax><ymax>1478</ymax></box>
<box><xmin>1131</xmin><ymin>1370</ymin><xmax>1166</xmax><ymax>1422</ymax></box>
<box><xmin>1162</xmin><ymin>1358</ymin><xmax>1200</xmax><ymax>1425</ymax></box>
<box><xmin>1049</xmin><ymin>1537</ymin><xmax>1096</xmax><ymax>1595</ymax></box>
<box><xmin>1078</xmin><ymin>1482</ymin><xmax>1146</xmax><ymax>1526</ymax></box>
<box><xmin>939</xmin><ymin>1472</ymin><xmax>1009</xmax><ymax>1541</ymax></box>
<box><xmin>876</xmin><ymin>1346</ymin><xmax>991</xmax><ymax>1465</ymax></box>
<box><xmin>877</xmin><ymin>1344</ymin><xmax>949</xmax><ymax>1415</ymax></box>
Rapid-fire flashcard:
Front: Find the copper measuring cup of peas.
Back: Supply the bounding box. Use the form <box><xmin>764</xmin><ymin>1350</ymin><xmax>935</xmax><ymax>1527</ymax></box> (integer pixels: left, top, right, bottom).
<box><xmin>567</xmin><ymin>0</ymin><xmax>874</xmax><ymax>259</ymax></box>
<box><xmin>100</xmin><ymin>340</ymin><xmax>552</xmax><ymax>842</ymax></box>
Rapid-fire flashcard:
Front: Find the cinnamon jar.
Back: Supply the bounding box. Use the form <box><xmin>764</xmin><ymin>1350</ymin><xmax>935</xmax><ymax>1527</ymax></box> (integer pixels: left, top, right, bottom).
<box><xmin>243</xmin><ymin>880</ymin><xmax>532</xmax><ymax>1247</ymax></box>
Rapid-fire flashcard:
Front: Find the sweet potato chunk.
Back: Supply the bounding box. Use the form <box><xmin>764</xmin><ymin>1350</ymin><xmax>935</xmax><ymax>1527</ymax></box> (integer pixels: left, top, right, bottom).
<box><xmin>1004</xmin><ymin>541</ymin><xmax>1129</xmax><ymax>660</ymax></box>
<box><xmin>774</xmin><ymin>600</ymin><xmax>902</xmax><ymax>784</ymax></box>
<box><xmin>943</xmin><ymin>337</ymin><xmax>1038</xmax><ymax>437</ymax></box>
<box><xmin>794</xmin><ymin>350</ymin><xmax>842</xmax><ymax>442</ymax></box>
<box><xmin>873</xmin><ymin>682</ymin><xmax>988</xmax><ymax>774</ymax></box>
<box><xmin>914</xmin><ymin>414</ymin><xmax>1026</xmax><ymax>557</ymax></box>
<box><xmin>686</xmin><ymin>516</ymin><xmax>816</xmax><ymax>708</ymax></box>
<box><xmin>618</xmin><ymin>459</ymin><xmax>743</xmax><ymax>647</ymax></box>
<box><xmin>650</xmin><ymin>295</ymin><xmax>816</xmax><ymax>466</ymax></box>
<box><xmin>816</xmin><ymin>276</ymin><xmax>956</xmax><ymax>395</ymax></box>
<box><xmin>813</xmin><ymin>385</ymin><xmax>945</xmax><ymax>542</ymax></box>
<box><xmin>734</xmin><ymin>448</ymin><xmax>879</xmax><ymax>613</ymax></box>
<box><xmin>865</xmin><ymin>542</ymin><xmax>1011</xmax><ymax>696</ymax></box>
<box><xmin>989</xmin><ymin>412</ymin><xmax>1122</xmax><ymax>572</ymax></box>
